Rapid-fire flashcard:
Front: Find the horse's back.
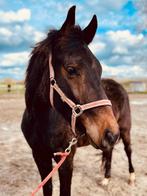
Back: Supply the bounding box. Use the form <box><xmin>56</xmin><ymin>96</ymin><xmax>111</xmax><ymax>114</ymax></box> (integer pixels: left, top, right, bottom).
<box><xmin>102</xmin><ymin>78</ymin><xmax>131</xmax><ymax>130</ymax></box>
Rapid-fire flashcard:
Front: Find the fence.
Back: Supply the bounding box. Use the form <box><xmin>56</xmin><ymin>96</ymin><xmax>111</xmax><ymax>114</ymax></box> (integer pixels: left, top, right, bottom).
<box><xmin>1</xmin><ymin>80</ymin><xmax>147</xmax><ymax>94</ymax></box>
<box><xmin>0</xmin><ymin>82</ymin><xmax>24</xmax><ymax>94</ymax></box>
<box><xmin>122</xmin><ymin>81</ymin><xmax>147</xmax><ymax>93</ymax></box>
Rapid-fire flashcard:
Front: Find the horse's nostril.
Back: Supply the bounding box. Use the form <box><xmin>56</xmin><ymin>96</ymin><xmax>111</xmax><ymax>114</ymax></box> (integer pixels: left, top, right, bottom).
<box><xmin>104</xmin><ymin>129</ymin><xmax>117</xmax><ymax>146</ymax></box>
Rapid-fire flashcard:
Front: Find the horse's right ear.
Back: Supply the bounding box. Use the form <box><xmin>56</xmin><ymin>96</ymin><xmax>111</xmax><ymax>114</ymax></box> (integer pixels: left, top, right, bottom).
<box><xmin>82</xmin><ymin>15</ymin><xmax>98</xmax><ymax>45</ymax></box>
<box><xmin>60</xmin><ymin>5</ymin><xmax>76</xmax><ymax>32</ymax></box>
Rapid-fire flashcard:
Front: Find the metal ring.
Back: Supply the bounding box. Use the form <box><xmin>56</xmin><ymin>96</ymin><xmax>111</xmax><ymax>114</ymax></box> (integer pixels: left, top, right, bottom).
<box><xmin>65</xmin><ymin>138</ymin><xmax>77</xmax><ymax>153</ymax></box>
<box><xmin>50</xmin><ymin>78</ymin><xmax>56</xmax><ymax>86</ymax></box>
<box><xmin>72</xmin><ymin>104</ymin><xmax>83</xmax><ymax>117</ymax></box>
<box><xmin>71</xmin><ymin>138</ymin><xmax>77</xmax><ymax>145</ymax></box>
<box><xmin>65</xmin><ymin>147</ymin><xmax>71</xmax><ymax>153</ymax></box>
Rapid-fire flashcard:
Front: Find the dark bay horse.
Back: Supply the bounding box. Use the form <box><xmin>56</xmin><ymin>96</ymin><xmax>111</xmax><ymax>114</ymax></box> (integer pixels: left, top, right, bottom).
<box><xmin>100</xmin><ymin>79</ymin><xmax>135</xmax><ymax>186</ymax></box>
<box><xmin>21</xmin><ymin>6</ymin><xmax>120</xmax><ymax>196</ymax></box>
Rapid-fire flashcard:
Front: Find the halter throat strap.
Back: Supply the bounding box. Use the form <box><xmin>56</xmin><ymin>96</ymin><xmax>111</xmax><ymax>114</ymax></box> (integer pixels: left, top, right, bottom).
<box><xmin>49</xmin><ymin>55</ymin><xmax>112</xmax><ymax>135</ymax></box>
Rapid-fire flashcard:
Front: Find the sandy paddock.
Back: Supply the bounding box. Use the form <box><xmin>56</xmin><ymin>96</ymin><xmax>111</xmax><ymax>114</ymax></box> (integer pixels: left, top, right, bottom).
<box><xmin>0</xmin><ymin>93</ymin><xmax>147</xmax><ymax>196</ymax></box>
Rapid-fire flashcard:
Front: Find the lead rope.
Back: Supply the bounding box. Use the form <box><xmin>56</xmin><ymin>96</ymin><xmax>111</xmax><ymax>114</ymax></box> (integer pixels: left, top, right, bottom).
<box><xmin>31</xmin><ymin>138</ymin><xmax>77</xmax><ymax>196</ymax></box>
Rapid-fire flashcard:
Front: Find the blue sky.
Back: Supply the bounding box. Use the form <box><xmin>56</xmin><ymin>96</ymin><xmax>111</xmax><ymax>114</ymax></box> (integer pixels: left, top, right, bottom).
<box><xmin>0</xmin><ymin>0</ymin><xmax>147</xmax><ymax>80</ymax></box>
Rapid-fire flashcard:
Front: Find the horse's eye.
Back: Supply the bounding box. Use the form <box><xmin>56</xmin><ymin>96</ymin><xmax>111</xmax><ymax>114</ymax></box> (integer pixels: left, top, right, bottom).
<box><xmin>67</xmin><ymin>66</ymin><xmax>77</xmax><ymax>76</ymax></box>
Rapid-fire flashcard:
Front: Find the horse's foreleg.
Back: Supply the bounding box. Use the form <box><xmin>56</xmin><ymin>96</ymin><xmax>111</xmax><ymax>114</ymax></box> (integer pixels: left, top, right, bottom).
<box><xmin>32</xmin><ymin>150</ymin><xmax>53</xmax><ymax>196</ymax></box>
<box><xmin>120</xmin><ymin>129</ymin><xmax>135</xmax><ymax>185</ymax></box>
<box><xmin>55</xmin><ymin>152</ymin><xmax>74</xmax><ymax>196</ymax></box>
<box><xmin>101</xmin><ymin>149</ymin><xmax>113</xmax><ymax>186</ymax></box>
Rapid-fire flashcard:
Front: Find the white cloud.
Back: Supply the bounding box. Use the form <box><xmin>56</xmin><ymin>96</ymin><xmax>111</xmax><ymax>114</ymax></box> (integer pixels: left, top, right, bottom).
<box><xmin>0</xmin><ymin>27</ymin><xmax>13</xmax><ymax>44</ymax></box>
<box><xmin>0</xmin><ymin>8</ymin><xmax>31</xmax><ymax>23</ymax></box>
<box><xmin>0</xmin><ymin>28</ymin><xmax>12</xmax><ymax>37</ymax></box>
<box><xmin>0</xmin><ymin>2</ymin><xmax>146</xmax><ymax>79</ymax></box>
<box><xmin>101</xmin><ymin>62</ymin><xmax>145</xmax><ymax>78</ymax></box>
<box><xmin>89</xmin><ymin>41</ymin><xmax>106</xmax><ymax>54</ymax></box>
<box><xmin>21</xmin><ymin>25</ymin><xmax>45</xmax><ymax>43</ymax></box>
<box><xmin>1</xmin><ymin>51</ymin><xmax>29</xmax><ymax>67</ymax></box>
<box><xmin>94</xmin><ymin>30</ymin><xmax>144</xmax><ymax>62</ymax></box>
<box><xmin>86</xmin><ymin>0</ymin><xmax>128</xmax><ymax>11</ymax></box>
<box><xmin>106</xmin><ymin>30</ymin><xmax>143</xmax><ymax>46</ymax></box>
<box><xmin>0</xmin><ymin>24</ymin><xmax>45</xmax><ymax>47</ymax></box>
<box><xmin>134</xmin><ymin>0</ymin><xmax>147</xmax><ymax>31</ymax></box>
<box><xmin>90</xmin><ymin>30</ymin><xmax>145</xmax><ymax>57</ymax></box>
<box><xmin>89</xmin><ymin>30</ymin><xmax>147</xmax><ymax>78</ymax></box>
<box><xmin>112</xmin><ymin>46</ymin><xmax>128</xmax><ymax>54</ymax></box>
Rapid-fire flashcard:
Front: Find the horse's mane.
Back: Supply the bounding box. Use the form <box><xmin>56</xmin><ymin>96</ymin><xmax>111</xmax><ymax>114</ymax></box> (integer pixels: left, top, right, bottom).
<box><xmin>25</xmin><ymin>30</ymin><xmax>57</xmax><ymax>111</ymax></box>
<box><xmin>25</xmin><ymin>26</ymin><xmax>82</xmax><ymax>111</ymax></box>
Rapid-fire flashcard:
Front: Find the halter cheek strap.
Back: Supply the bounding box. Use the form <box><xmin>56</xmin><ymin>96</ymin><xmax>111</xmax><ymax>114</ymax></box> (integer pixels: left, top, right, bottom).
<box><xmin>49</xmin><ymin>55</ymin><xmax>112</xmax><ymax>135</ymax></box>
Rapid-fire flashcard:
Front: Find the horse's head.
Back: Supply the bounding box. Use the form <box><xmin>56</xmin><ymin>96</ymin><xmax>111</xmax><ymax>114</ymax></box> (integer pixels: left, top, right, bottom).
<box><xmin>50</xmin><ymin>6</ymin><xmax>119</xmax><ymax>150</ymax></box>
<box><xmin>26</xmin><ymin>6</ymin><xmax>119</xmax><ymax>151</ymax></box>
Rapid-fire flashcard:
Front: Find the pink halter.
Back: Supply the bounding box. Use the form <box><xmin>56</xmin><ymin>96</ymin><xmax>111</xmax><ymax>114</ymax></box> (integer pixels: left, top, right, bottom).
<box><xmin>49</xmin><ymin>55</ymin><xmax>112</xmax><ymax>135</ymax></box>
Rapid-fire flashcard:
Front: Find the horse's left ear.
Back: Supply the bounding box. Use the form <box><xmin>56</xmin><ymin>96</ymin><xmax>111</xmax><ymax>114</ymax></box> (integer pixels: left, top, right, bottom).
<box><xmin>60</xmin><ymin>5</ymin><xmax>76</xmax><ymax>32</ymax></box>
<box><xmin>82</xmin><ymin>15</ymin><xmax>98</xmax><ymax>44</ymax></box>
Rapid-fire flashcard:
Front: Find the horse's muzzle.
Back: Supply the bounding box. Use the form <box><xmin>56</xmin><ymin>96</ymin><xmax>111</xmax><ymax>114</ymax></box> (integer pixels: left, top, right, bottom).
<box><xmin>100</xmin><ymin>129</ymin><xmax>120</xmax><ymax>150</ymax></box>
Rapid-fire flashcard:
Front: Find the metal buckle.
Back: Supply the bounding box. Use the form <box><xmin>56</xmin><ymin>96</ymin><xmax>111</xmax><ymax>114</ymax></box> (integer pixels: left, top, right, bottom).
<box><xmin>50</xmin><ymin>78</ymin><xmax>56</xmax><ymax>86</ymax></box>
<box><xmin>65</xmin><ymin>138</ymin><xmax>77</xmax><ymax>153</ymax></box>
<box><xmin>72</xmin><ymin>104</ymin><xmax>83</xmax><ymax>117</ymax></box>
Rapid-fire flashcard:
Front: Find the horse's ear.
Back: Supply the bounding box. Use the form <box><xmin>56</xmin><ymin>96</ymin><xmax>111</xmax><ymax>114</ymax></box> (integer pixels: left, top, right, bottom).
<box><xmin>82</xmin><ymin>15</ymin><xmax>98</xmax><ymax>45</ymax></box>
<box><xmin>60</xmin><ymin>5</ymin><xmax>76</xmax><ymax>32</ymax></box>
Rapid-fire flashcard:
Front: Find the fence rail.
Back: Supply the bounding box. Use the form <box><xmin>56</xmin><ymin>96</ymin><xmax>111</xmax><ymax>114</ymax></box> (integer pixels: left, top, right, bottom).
<box><xmin>0</xmin><ymin>83</ymin><xmax>24</xmax><ymax>93</ymax></box>
<box><xmin>0</xmin><ymin>81</ymin><xmax>147</xmax><ymax>94</ymax></box>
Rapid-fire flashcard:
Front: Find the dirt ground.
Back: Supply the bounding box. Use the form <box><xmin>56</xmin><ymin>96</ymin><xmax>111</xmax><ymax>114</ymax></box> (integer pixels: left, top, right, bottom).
<box><xmin>0</xmin><ymin>93</ymin><xmax>147</xmax><ymax>196</ymax></box>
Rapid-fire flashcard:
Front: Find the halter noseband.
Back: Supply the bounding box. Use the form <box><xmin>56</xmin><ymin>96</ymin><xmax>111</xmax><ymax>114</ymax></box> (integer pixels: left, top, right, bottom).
<box><xmin>49</xmin><ymin>55</ymin><xmax>112</xmax><ymax>136</ymax></box>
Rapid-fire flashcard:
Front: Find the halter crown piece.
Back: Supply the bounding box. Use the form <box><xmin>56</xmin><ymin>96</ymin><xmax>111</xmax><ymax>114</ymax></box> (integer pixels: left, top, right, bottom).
<box><xmin>49</xmin><ymin>55</ymin><xmax>112</xmax><ymax>136</ymax></box>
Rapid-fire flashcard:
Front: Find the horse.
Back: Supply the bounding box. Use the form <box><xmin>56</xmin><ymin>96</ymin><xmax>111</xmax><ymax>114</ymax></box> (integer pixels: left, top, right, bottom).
<box><xmin>21</xmin><ymin>6</ymin><xmax>119</xmax><ymax>196</ymax></box>
<box><xmin>100</xmin><ymin>79</ymin><xmax>135</xmax><ymax>186</ymax></box>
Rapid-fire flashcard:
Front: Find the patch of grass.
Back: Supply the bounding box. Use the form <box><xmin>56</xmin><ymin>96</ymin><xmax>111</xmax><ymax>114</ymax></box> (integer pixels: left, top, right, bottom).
<box><xmin>128</xmin><ymin>91</ymin><xmax>147</xmax><ymax>94</ymax></box>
